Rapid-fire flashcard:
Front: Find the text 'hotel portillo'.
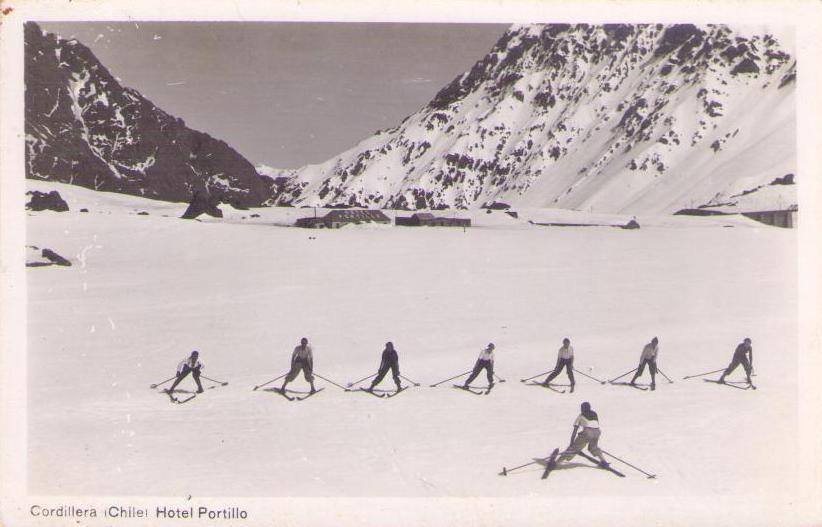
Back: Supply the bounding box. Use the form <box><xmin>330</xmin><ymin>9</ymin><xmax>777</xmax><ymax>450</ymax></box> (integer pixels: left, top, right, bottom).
<box><xmin>30</xmin><ymin>504</ymin><xmax>248</xmax><ymax>521</ymax></box>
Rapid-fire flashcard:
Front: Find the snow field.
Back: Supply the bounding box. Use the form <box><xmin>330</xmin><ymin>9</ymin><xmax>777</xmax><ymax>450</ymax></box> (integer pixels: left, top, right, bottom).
<box><xmin>26</xmin><ymin>182</ymin><xmax>796</xmax><ymax>500</ymax></box>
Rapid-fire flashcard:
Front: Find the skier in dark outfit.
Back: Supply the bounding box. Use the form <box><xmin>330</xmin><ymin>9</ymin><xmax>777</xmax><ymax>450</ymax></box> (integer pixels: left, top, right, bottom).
<box><xmin>281</xmin><ymin>337</ymin><xmax>317</xmax><ymax>394</ymax></box>
<box><xmin>630</xmin><ymin>337</ymin><xmax>659</xmax><ymax>390</ymax></box>
<box><xmin>167</xmin><ymin>350</ymin><xmax>204</xmax><ymax>394</ymax></box>
<box><xmin>557</xmin><ymin>402</ymin><xmax>608</xmax><ymax>466</ymax></box>
<box><xmin>542</xmin><ymin>338</ymin><xmax>576</xmax><ymax>392</ymax></box>
<box><xmin>367</xmin><ymin>341</ymin><xmax>402</xmax><ymax>393</ymax></box>
<box><xmin>463</xmin><ymin>343</ymin><xmax>495</xmax><ymax>389</ymax></box>
<box><xmin>718</xmin><ymin>337</ymin><xmax>753</xmax><ymax>384</ymax></box>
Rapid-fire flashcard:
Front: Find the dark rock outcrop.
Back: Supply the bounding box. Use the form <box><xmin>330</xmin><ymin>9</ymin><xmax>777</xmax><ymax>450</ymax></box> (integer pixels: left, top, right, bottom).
<box><xmin>42</xmin><ymin>248</ymin><xmax>72</xmax><ymax>266</ymax></box>
<box><xmin>26</xmin><ymin>190</ymin><xmax>69</xmax><ymax>212</ymax></box>
<box><xmin>181</xmin><ymin>191</ymin><xmax>223</xmax><ymax>219</ymax></box>
<box><xmin>26</xmin><ymin>245</ymin><xmax>72</xmax><ymax>267</ymax></box>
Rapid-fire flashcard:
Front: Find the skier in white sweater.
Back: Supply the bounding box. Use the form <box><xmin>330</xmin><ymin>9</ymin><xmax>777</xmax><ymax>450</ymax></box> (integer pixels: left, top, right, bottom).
<box><xmin>462</xmin><ymin>343</ymin><xmax>496</xmax><ymax>389</ymax></box>
<box><xmin>541</xmin><ymin>338</ymin><xmax>576</xmax><ymax>392</ymax></box>
<box><xmin>167</xmin><ymin>350</ymin><xmax>204</xmax><ymax>394</ymax></box>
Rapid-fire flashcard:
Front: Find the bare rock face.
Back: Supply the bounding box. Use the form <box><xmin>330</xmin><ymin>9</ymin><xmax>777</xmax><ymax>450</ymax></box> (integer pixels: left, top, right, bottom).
<box><xmin>181</xmin><ymin>191</ymin><xmax>224</xmax><ymax>219</ymax></box>
<box><xmin>26</xmin><ymin>190</ymin><xmax>69</xmax><ymax>212</ymax></box>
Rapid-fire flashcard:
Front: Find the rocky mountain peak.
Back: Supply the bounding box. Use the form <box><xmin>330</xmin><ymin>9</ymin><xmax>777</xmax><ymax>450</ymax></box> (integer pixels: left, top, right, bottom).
<box><xmin>25</xmin><ymin>22</ymin><xmax>274</xmax><ymax>207</ymax></box>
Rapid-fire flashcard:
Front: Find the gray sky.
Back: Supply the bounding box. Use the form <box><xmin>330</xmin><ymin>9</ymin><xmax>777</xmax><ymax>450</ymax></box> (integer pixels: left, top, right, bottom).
<box><xmin>40</xmin><ymin>22</ymin><xmax>508</xmax><ymax>169</ymax></box>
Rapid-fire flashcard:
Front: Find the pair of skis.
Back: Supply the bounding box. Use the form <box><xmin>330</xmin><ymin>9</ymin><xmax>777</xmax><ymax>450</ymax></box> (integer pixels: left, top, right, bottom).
<box><xmin>161</xmin><ymin>379</ymin><xmax>229</xmax><ymax>404</ymax></box>
<box><xmin>355</xmin><ymin>387</ymin><xmax>408</xmax><ymax>398</ymax></box>
<box><xmin>703</xmin><ymin>379</ymin><xmax>757</xmax><ymax>390</ymax></box>
<box><xmin>535</xmin><ymin>450</ymin><xmax>626</xmax><ymax>479</ymax></box>
<box><xmin>525</xmin><ymin>382</ymin><xmax>571</xmax><ymax>394</ymax></box>
<box><xmin>266</xmin><ymin>387</ymin><xmax>326</xmax><ymax>401</ymax></box>
<box><xmin>166</xmin><ymin>391</ymin><xmax>198</xmax><ymax>404</ymax></box>
<box><xmin>452</xmin><ymin>384</ymin><xmax>493</xmax><ymax>395</ymax></box>
<box><xmin>609</xmin><ymin>381</ymin><xmax>652</xmax><ymax>391</ymax></box>
<box><xmin>505</xmin><ymin>449</ymin><xmax>626</xmax><ymax>479</ymax></box>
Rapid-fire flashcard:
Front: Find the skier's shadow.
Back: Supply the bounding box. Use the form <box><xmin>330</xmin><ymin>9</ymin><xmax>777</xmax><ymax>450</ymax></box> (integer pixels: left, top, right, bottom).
<box><xmin>167</xmin><ymin>385</ymin><xmax>219</xmax><ymax>394</ymax></box>
<box><xmin>551</xmin><ymin>461</ymin><xmax>595</xmax><ymax>472</ymax></box>
<box><xmin>514</xmin><ymin>461</ymin><xmax>598</xmax><ymax>477</ymax></box>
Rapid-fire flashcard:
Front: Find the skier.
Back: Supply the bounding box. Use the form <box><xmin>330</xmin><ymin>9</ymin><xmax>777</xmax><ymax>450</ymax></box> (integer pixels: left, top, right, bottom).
<box><xmin>630</xmin><ymin>337</ymin><xmax>659</xmax><ymax>390</ymax></box>
<box><xmin>281</xmin><ymin>337</ymin><xmax>317</xmax><ymax>394</ymax></box>
<box><xmin>167</xmin><ymin>350</ymin><xmax>204</xmax><ymax>394</ymax></box>
<box><xmin>541</xmin><ymin>338</ymin><xmax>575</xmax><ymax>392</ymax></box>
<box><xmin>718</xmin><ymin>337</ymin><xmax>753</xmax><ymax>384</ymax></box>
<box><xmin>557</xmin><ymin>402</ymin><xmax>608</xmax><ymax>466</ymax></box>
<box><xmin>462</xmin><ymin>342</ymin><xmax>496</xmax><ymax>389</ymax></box>
<box><xmin>367</xmin><ymin>341</ymin><xmax>402</xmax><ymax>393</ymax></box>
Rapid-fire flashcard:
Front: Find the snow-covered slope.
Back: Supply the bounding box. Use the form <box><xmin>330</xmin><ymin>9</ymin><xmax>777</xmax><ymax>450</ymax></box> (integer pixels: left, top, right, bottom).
<box><xmin>25</xmin><ymin>23</ymin><xmax>275</xmax><ymax>206</ymax></box>
<box><xmin>274</xmin><ymin>24</ymin><xmax>796</xmax><ymax>214</ymax></box>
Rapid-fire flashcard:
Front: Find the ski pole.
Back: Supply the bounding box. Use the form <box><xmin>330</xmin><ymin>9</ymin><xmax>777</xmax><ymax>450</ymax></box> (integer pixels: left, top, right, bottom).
<box><xmin>682</xmin><ymin>368</ymin><xmax>725</xmax><ymax>380</ymax></box>
<box><xmin>601</xmin><ymin>449</ymin><xmax>656</xmax><ymax>479</ymax></box>
<box><xmin>201</xmin><ymin>374</ymin><xmax>229</xmax><ymax>386</ymax></box>
<box><xmin>573</xmin><ymin>367</ymin><xmax>606</xmax><ymax>384</ymax></box>
<box><xmin>656</xmin><ymin>367</ymin><xmax>674</xmax><ymax>384</ymax></box>
<box><xmin>498</xmin><ymin>459</ymin><xmax>539</xmax><ymax>476</ymax></box>
<box><xmin>313</xmin><ymin>372</ymin><xmax>348</xmax><ymax>391</ymax></box>
<box><xmin>520</xmin><ymin>370</ymin><xmax>552</xmax><ymax>383</ymax></box>
<box><xmin>346</xmin><ymin>373</ymin><xmax>376</xmax><ymax>388</ymax></box>
<box><xmin>149</xmin><ymin>375</ymin><xmax>177</xmax><ymax>389</ymax></box>
<box><xmin>430</xmin><ymin>370</ymin><xmax>472</xmax><ymax>387</ymax></box>
<box><xmin>607</xmin><ymin>367</ymin><xmax>637</xmax><ymax>383</ymax></box>
<box><xmin>253</xmin><ymin>372</ymin><xmax>288</xmax><ymax>391</ymax></box>
<box><xmin>400</xmin><ymin>374</ymin><xmax>421</xmax><ymax>387</ymax></box>
<box><xmin>494</xmin><ymin>373</ymin><xmax>506</xmax><ymax>383</ymax></box>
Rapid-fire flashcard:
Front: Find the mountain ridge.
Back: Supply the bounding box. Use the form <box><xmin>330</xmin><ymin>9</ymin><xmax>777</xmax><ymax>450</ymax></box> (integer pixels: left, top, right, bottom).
<box><xmin>271</xmin><ymin>23</ymin><xmax>796</xmax><ymax>214</ymax></box>
<box><xmin>25</xmin><ymin>22</ymin><xmax>274</xmax><ymax>207</ymax></box>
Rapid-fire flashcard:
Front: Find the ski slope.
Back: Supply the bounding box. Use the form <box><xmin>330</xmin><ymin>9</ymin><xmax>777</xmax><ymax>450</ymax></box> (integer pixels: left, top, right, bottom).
<box><xmin>26</xmin><ymin>182</ymin><xmax>797</xmax><ymax>503</ymax></box>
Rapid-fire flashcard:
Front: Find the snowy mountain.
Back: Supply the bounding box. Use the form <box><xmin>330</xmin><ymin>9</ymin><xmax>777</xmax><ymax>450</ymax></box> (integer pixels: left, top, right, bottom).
<box><xmin>273</xmin><ymin>24</ymin><xmax>796</xmax><ymax>213</ymax></box>
<box><xmin>25</xmin><ymin>22</ymin><xmax>274</xmax><ymax>207</ymax></box>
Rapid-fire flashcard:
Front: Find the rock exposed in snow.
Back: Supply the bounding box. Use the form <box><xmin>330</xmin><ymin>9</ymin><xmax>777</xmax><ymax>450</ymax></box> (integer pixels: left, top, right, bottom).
<box><xmin>26</xmin><ymin>245</ymin><xmax>72</xmax><ymax>267</ymax></box>
<box><xmin>26</xmin><ymin>190</ymin><xmax>70</xmax><ymax>212</ymax></box>
<box><xmin>181</xmin><ymin>190</ymin><xmax>224</xmax><ymax>219</ymax></box>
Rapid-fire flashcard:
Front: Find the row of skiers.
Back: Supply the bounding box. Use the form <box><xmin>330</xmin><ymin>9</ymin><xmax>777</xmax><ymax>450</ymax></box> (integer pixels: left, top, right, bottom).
<box><xmin>165</xmin><ymin>336</ymin><xmax>755</xmax><ymax>395</ymax></box>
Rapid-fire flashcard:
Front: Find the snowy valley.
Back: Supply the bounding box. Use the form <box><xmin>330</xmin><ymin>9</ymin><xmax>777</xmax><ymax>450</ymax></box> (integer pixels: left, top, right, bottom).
<box><xmin>26</xmin><ymin>181</ymin><xmax>797</xmax><ymax>503</ymax></box>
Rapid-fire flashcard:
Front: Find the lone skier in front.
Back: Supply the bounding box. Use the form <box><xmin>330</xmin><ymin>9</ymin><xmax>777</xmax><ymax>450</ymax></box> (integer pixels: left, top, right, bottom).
<box><xmin>718</xmin><ymin>337</ymin><xmax>753</xmax><ymax>384</ymax></box>
<box><xmin>557</xmin><ymin>402</ymin><xmax>608</xmax><ymax>466</ymax></box>
<box><xmin>542</xmin><ymin>338</ymin><xmax>576</xmax><ymax>392</ymax></box>
<box><xmin>630</xmin><ymin>337</ymin><xmax>659</xmax><ymax>390</ymax></box>
<box><xmin>281</xmin><ymin>337</ymin><xmax>317</xmax><ymax>394</ymax></box>
<box><xmin>463</xmin><ymin>342</ymin><xmax>496</xmax><ymax>389</ymax></box>
<box><xmin>367</xmin><ymin>341</ymin><xmax>402</xmax><ymax>393</ymax></box>
<box><xmin>167</xmin><ymin>350</ymin><xmax>204</xmax><ymax>394</ymax></box>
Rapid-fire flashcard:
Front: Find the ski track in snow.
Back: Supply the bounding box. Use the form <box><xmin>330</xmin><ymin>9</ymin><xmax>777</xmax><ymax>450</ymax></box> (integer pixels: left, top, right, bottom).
<box><xmin>26</xmin><ymin>181</ymin><xmax>797</xmax><ymax>498</ymax></box>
